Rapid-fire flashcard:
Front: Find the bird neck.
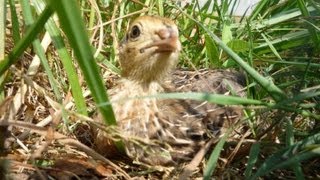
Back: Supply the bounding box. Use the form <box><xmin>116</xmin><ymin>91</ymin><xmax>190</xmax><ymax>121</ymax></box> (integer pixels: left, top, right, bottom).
<box><xmin>121</xmin><ymin>63</ymin><xmax>170</xmax><ymax>89</ymax></box>
<box><xmin>121</xmin><ymin>74</ymin><xmax>160</xmax><ymax>91</ymax></box>
<box><xmin>119</xmin><ymin>52</ymin><xmax>178</xmax><ymax>89</ymax></box>
<box><xmin>118</xmin><ymin>76</ymin><xmax>164</xmax><ymax>95</ymax></box>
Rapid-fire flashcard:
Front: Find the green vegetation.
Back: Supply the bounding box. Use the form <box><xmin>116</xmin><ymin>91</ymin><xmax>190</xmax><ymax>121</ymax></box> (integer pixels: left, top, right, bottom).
<box><xmin>1</xmin><ymin>0</ymin><xmax>319</xmax><ymax>179</ymax></box>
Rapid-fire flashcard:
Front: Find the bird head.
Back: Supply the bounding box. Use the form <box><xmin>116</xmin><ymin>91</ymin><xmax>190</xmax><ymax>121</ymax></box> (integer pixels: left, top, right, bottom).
<box><xmin>119</xmin><ymin>16</ymin><xmax>181</xmax><ymax>85</ymax></box>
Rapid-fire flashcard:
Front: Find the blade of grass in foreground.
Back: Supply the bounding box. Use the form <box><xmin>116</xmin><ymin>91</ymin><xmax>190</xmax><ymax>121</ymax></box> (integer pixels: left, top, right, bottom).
<box><xmin>20</xmin><ymin>0</ymin><xmax>62</xmax><ymax>102</ymax></box>
<box><xmin>94</xmin><ymin>47</ymin><xmax>121</xmax><ymax>74</ymax></box>
<box><xmin>286</xmin><ymin>118</ymin><xmax>304</xmax><ymax>179</ymax></box>
<box><xmin>297</xmin><ymin>0</ymin><xmax>320</xmax><ymax>50</ymax></box>
<box><xmin>32</xmin><ymin>0</ymin><xmax>88</xmax><ymax>115</ymax></box>
<box><xmin>0</xmin><ymin>0</ymin><xmax>5</xmax><ymax>60</ymax></box>
<box><xmin>46</xmin><ymin>0</ymin><xmax>116</xmax><ymax>125</ymax></box>
<box><xmin>0</xmin><ymin>0</ymin><xmax>6</xmax><ymax>100</ymax></box>
<box><xmin>244</xmin><ymin>143</ymin><xmax>260</xmax><ymax>179</ymax></box>
<box><xmin>176</xmin><ymin>5</ymin><xmax>286</xmax><ymax>102</ymax></box>
<box><xmin>0</xmin><ymin>6</ymin><xmax>53</xmax><ymax>75</ymax></box>
<box><xmin>250</xmin><ymin>132</ymin><xmax>320</xmax><ymax>179</ymax></box>
<box><xmin>248</xmin><ymin>0</ymin><xmax>269</xmax><ymax>20</ymax></box>
<box><xmin>8</xmin><ymin>0</ymin><xmax>20</xmax><ymax>43</ymax></box>
<box><xmin>149</xmin><ymin>92</ymin><xmax>267</xmax><ymax>106</ymax></box>
<box><xmin>203</xmin><ymin>127</ymin><xmax>232</xmax><ymax>180</ymax></box>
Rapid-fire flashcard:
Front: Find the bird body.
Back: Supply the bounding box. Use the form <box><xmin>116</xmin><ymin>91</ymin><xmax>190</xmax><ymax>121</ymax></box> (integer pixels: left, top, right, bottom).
<box><xmin>93</xmin><ymin>16</ymin><xmax>245</xmax><ymax>166</ymax></box>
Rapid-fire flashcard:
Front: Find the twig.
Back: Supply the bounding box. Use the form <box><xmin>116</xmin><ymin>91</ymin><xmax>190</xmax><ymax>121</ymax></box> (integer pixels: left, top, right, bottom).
<box><xmin>88</xmin><ymin>0</ymin><xmax>104</xmax><ymax>58</ymax></box>
<box><xmin>179</xmin><ymin>138</ymin><xmax>217</xmax><ymax>180</ymax></box>
<box><xmin>89</xmin><ymin>9</ymin><xmax>149</xmax><ymax>30</ymax></box>
<box><xmin>110</xmin><ymin>0</ymin><xmax>120</xmax><ymax>63</ymax></box>
<box><xmin>1</xmin><ymin>120</ymin><xmax>131</xmax><ymax>179</ymax></box>
<box><xmin>58</xmin><ymin>138</ymin><xmax>131</xmax><ymax>179</ymax></box>
<box><xmin>224</xmin><ymin>130</ymin><xmax>251</xmax><ymax>168</ymax></box>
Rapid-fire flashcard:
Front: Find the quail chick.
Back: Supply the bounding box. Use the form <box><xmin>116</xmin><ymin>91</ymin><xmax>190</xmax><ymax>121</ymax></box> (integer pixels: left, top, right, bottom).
<box><xmin>93</xmin><ymin>15</ymin><xmax>245</xmax><ymax>166</ymax></box>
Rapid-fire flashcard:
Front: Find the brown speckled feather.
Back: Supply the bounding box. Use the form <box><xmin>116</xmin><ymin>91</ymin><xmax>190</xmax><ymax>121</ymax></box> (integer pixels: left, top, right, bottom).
<box><xmin>93</xmin><ymin>16</ymin><xmax>246</xmax><ymax>166</ymax></box>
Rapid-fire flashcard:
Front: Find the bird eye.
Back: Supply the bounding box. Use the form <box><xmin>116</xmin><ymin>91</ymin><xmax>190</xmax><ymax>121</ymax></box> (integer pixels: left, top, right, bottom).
<box><xmin>130</xmin><ymin>25</ymin><xmax>140</xmax><ymax>39</ymax></box>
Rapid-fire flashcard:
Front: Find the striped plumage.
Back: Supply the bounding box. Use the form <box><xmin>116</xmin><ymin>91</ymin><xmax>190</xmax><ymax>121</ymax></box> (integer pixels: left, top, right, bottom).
<box><xmin>93</xmin><ymin>16</ymin><xmax>245</xmax><ymax>166</ymax></box>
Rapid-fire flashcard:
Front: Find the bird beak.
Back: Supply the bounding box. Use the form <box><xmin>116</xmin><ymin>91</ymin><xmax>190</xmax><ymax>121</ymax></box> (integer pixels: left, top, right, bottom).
<box><xmin>141</xmin><ymin>28</ymin><xmax>181</xmax><ymax>53</ymax></box>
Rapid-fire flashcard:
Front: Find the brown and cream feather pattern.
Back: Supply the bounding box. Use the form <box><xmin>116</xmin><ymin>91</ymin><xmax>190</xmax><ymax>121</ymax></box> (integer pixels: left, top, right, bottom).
<box><xmin>93</xmin><ymin>16</ymin><xmax>246</xmax><ymax>166</ymax></box>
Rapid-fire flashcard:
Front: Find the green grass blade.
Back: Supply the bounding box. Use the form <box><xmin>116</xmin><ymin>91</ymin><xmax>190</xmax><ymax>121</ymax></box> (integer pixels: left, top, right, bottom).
<box><xmin>32</xmin><ymin>0</ymin><xmax>88</xmax><ymax>115</ymax></box>
<box><xmin>254</xmin><ymin>30</ymin><xmax>312</xmax><ymax>55</ymax></box>
<box><xmin>274</xmin><ymin>91</ymin><xmax>320</xmax><ymax>109</ymax></box>
<box><xmin>8</xmin><ymin>0</ymin><xmax>21</xmax><ymax>43</ymax></box>
<box><xmin>250</xmin><ymin>8</ymin><xmax>309</xmax><ymax>30</ymax></box>
<box><xmin>257</xmin><ymin>59</ymin><xmax>320</xmax><ymax>68</ymax></box>
<box><xmin>0</xmin><ymin>6</ymin><xmax>53</xmax><ymax>75</ymax></box>
<box><xmin>20</xmin><ymin>0</ymin><xmax>62</xmax><ymax>102</ymax></box>
<box><xmin>0</xmin><ymin>0</ymin><xmax>6</xmax><ymax>100</ymax></box>
<box><xmin>297</xmin><ymin>0</ymin><xmax>320</xmax><ymax>50</ymax></box>
<box><xmin>0</xmin><ymin>0</ymin><xmax>4</xmax><ymax>61</ymax></box>
<box><xmin>249</xmin><ymin>0</ymin><xmax>269</xmax><ymax>20</ymax></box>
<box><xmin>157</xmin><ymin>0</ymin><xmax>164</xmax><ymax>16</ymax></box>
<box><xmin>47</xmin><ymin>0</ymin><xmax>116</xmax><ymax>125</ymax></box>
<box><xmin>244</xmin><ymin>143</ymin><xmax>260</xmax><ymax>179</ymax></box>
<box><xmin>88</xmin><ymin>5</ymin><xmax>96</xmax><ymax>36</ymax></box>
<box><xmin>203</xmin><ymin>129</ymin><xmax>231</xmax><ymax>179</ymax></box>
<box><xmin>222</xmin><ymin>19</ymin><xmax>233</xmax><ymax>44</ymax></box>
<box><xmin>250</xmin><ymin>133</ymin><xmax>320</xmax><ymax>179</ymax></box>
<box><xmin>251</xmin><ymin>145</ymin><xmax>320</xmax><ymax>179</ymax></box>
<box><xmin>178</xmin><ymin>8</ymin><xmax>286</xmax><ymax>102</ymax></box>
<box><xmin>149</xmin><ymin>92</ymin><xmax>267</xmax><ymax>106</ymax></box>
<box><xmin>94</xmin><ymin>47</ymin><xmax>121</xmax><ymax>74</ymax></box>
<box><xmin>204</xmin><ymin>34</ymin><xmax>220</xmax><ymax>67</ymax></box>
<box><xmin>260</xmin><ymin>33</ymin><xmax>282</xmax><ymax>60</ymax></box>
<box><xmin>310</xmin><ymin>0</ymin><xmax>320</xmax><ymax>12</ymax></box>
<box><xmin>286</xmin><ymin>118</ymin><xmax>294</xmax><ymax>146</ymax></box>
<box><xmin>286</xmin><ymin>118</ymin><xmax>305</xmax><ymax>179</ymax></box>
